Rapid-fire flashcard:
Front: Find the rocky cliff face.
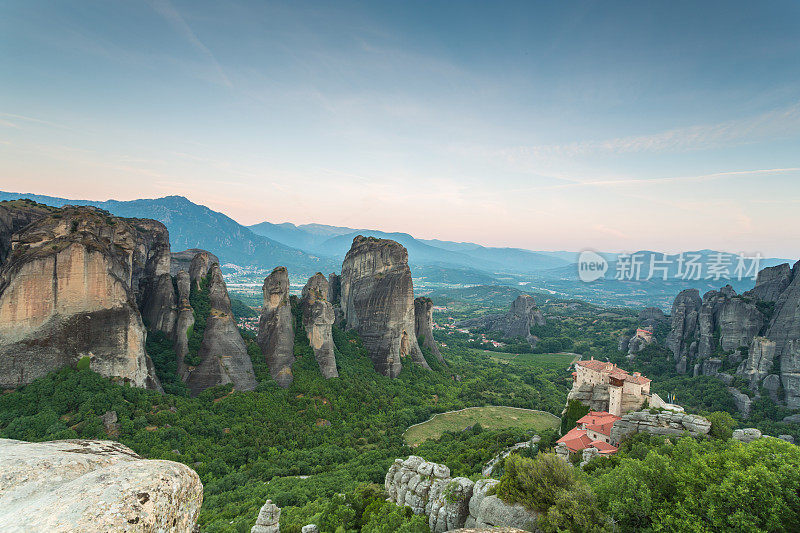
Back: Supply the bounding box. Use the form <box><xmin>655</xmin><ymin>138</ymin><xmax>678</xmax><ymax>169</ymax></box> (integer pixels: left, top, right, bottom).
<box><xmin>171</xmin><ymin>248</ymin><xmax>219</xmax><ymax>277</ymax></box>
<box><xmin>385</xmin><ymin>456</ymin><xmax>537</xmax><ymax>532</ymax></box>
<box><xmin>0</xmin><ymin>199</ymin><xmax>58</xmax><ymax>266</ymax></box>
<box><xmin>746</xmin><ymin>263</ymin><xmax>793</xmax><ymax>302</ymax></box>
<box><xmin>666</xmin><ymin>285</ymin><xmax>763</xmax><ymax>374</ymax></box>
<box><xmin>665</xmin><ymin>261</ymin><xmax>800</xmax><ymax>407</ymax></box>
<box><xmin>173</xmin><ymin>270</ymin><xmax>194</xmax><ymax>378</ymax></box>
<box><xmin>609</xmin><ymin>411</ymin><xmax>711</xmax><ymax>444</ymax></box>
<box><xmin>665</xmin><ymin>289</ymin><xmax>702</xmax><ymax>372</ymax></box>
<box><xmin>134</xmin><ymin>220</ymin><xmax>177</xmax><ymax>337</ymax></box>
<box><xmin>189</xmin><ymin>250</ymin><xmax>216</xmax><ymax>289</ymax></box>
<box><xmin>258</xmin><ymin>266</ymin><xmax>296</xmax><ymax>387</ymax></box>
<box><xmin>0</xmin><ymin>200</ymin><xmax>257</xmax><ymax>394</ymax></box>
<box><xmin>185</xmin><ymin>263</ymin><xmax>257</xmax><ymax>395</ymax></box>
<box><xmin>764</xmin><ymin>262</ymin><xmax>800</xmax><ymax>408</ymax></box>
<box><xmin>0</xmin><ymin>206</ymin><xmax>162</xmax><ymax>390</ymax></box>
<box><xmin>638</xmin><ymin>306</ymin><xmax>667</xmax><ymax>327</ymax></box>
<box><xmin>340</xmin><ymin>236</ymin><xmax>429</xmax><ymax>377</ymax></box>
<box><xmin>301</xmin><ymin>273</ymin><xmax>338</xmax><ymax>379</ymax></box>
<box><xmin>414</xmin><ymin>296</ymin><xmax>446</xmax><ymax>366</ymax></box>
<box><xmin>458</xmin><ymin>295</ymin><xmax>545</xmax><ymax>346</ymax></box>
<box><xmin>0</xmin><ymin>438</ymin><xmax>203</xmax><ymax>531</ymax></box>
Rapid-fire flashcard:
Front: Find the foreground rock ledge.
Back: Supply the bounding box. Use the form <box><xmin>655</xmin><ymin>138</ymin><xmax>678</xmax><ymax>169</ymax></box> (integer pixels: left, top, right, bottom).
<box><xmin>0</xmin><ymin>439</ymin><xmax>203</xmax><ymax>532</ymax></box>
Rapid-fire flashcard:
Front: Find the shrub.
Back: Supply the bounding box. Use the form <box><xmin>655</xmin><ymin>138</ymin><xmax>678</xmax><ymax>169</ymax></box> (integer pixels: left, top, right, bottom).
<box><xmin>707</xmin><ymin>411</ymin><xmax>735</xmax><ymax>440</ymax></box>
<box><xmin>495</xmin><ymin>453</ymin><xmax>577</xmax><ymax>512</ymax></box>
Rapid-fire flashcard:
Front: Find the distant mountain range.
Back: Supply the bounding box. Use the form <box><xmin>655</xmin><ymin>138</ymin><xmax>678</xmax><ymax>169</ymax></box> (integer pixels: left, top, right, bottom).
<box><xmin>0</xmin><ymin>192</ymin><xmax>337</xmax><ymax>275</ymax></box>
<box><xmin>1</xmin><ymin>192</ymin><xmax>794</xmax><ymax>298</ymax></box>
<box><xmin>247</xmin><ymin>222</ymin><xmax>570</xmax><ymax>273</ymax></box>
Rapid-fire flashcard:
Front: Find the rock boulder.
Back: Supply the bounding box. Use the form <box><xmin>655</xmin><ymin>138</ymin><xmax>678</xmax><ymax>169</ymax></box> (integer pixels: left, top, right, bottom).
<box><xmin>0</xmin><ymin>438</ymin><xmax>202</xmax><ymax>531</ymax></box>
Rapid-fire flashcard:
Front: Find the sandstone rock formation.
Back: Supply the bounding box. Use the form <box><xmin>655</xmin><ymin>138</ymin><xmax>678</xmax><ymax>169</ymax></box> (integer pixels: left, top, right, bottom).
<box><xmin>0</xmin><ymin>438</ymin><xmax>202</xmax><ymax>531</ymax></box>
<box><xmin>764</xmin><ymin>263</ymin><xmax>800</xmax><ymax>408</ymax></box>
<box><xmin>171</xmin><ymin>248</ymin><xmax>219</xmax><ymax>277</ymax></box>
<box><xmin>738</xmin><ymin>337</ymin><xmax>776</xmax><ymax>389</ymax></box>
<box><xmin>665</xmin><ymin>261</ymin><xmax>800</xmax><ymax>407</ymax></box>
<box><xmin>173</xmin><ymin>269</ymin><xmax>195</xmax><ymax>378</ymax></box>
<box><xmin>385</xmin><ymin>456</ymin><xmax>537</xmax><ymax>532</ymax></box>
<box><xmin>251</xmin><ymin>499</ymin><xmax>280</xmax><ymax>533</ymax></box>
<box><xmin>665</xmin><ymin>289</ymin><xmax>702</xmax><ymax>373</ymax></box>
<box><xmin>0</xmin><ymin>206</ymin><xmax>162</xmax><ymax>390</ymax></box>
<box><xmin>258</xmin><ymin>266</ymin><xmax>296</xmax><ymax>387</ymax></box>
<box><xmin>728</xmin><ymin>387</ymin><xmax>753</xmax><ymax>418</ymax></box>
<box><xmin>415</xmin><ymin>296</ymin><xmax>446</xmax><ymax>366</ymax></box>
<box><xmin>458</xmin><ymin>295</ymin><xmax>545</xmax><ymax>346</ymax></box>
<box><xmin>134</xmin><ymin>231</ymin><xmax>175</xmax><ymax>337</ymax></box>
<box><xmin>638</xmin><ymin>306</ymin><xmax>668</xmax><ymax>328</ymax></box>
<box><xmin>301</xmin><ymin>273</ymin><xmax>338</xmax><ymax>378</ymax></box>
<box><xmin>0</xmin><ymin>199</ymin><xmax>58</xmax><ymax>266</ymax></box>
<box><xmin>0</xmin><ymin>201</ymin><xmax>257</xmax><ymax>395</ymax></box>
<box><xmin>746</xmin><ymin>263</ymin><xmax>793</xmax><ymax>302</ymax></box>
<box><xmin>340</xmin><ymin>236</ymin><xmax>429</xmax><ymax>377</ymax></box>
<box><xmin>609</xmin><ymin>410</ymin><xmax>711</xmax><ymax>444</ymax></box>
<box><xmin>328</xmin><ymin>272</ymin><xmax>341</xmax><ymax>305</ymax></box>
<box><xmin>185</xmin><ymin>263</ymin><xmax>257</xmax><ymax>395</ymax></box>
<box><xmin>189</xmin><ymin>250</ymin><xmax>216</xmax><ymax>289</ymax></box>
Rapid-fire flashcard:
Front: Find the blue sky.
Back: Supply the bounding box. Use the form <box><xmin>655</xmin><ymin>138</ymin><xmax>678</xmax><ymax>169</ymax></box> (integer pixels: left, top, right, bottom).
<box><xmin>2</xmin><ymin>1</ymin><xmax>799</xmax><ymax>256</ymax></box>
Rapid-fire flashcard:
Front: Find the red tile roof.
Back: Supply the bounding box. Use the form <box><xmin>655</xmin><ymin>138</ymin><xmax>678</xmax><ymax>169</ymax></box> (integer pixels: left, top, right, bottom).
<box><xmin>588</xmin><ymin>440</ymin><xmax>618</xmax><ymax>454</ymax></box>
<box><xmin>575</xmin><ymin>359</ymin><xmax>613</xmax><ymax>371</ymax></box>
<box><xmin>577</xmin><ymin>411</ymin><xmax>621</xmax><ymax>436</ymax></box>
<box><xmin>575</xmin><ymin>358</ymin><xmax>651</xmax><ymax>386</ymax></box>
<box><xmin>556</xmin><ymin>427</ymin><xmax>592</xmax><ymax>452</ymax></box>
<box><xmin>557</xmin><ymin>421</ymin><xmax>620</xmax><ymax>455</ymax></box>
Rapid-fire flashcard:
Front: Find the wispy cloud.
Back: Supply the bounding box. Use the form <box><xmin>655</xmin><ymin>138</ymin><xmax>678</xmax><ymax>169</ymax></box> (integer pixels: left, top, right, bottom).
<box><xmin>499</xmin><ymin>102</ymin><xmax>800</xmax><ymax>161</ymax></box>
<box><xmin>577</xmin><ymin>167</ymin><xmax>800</xmax><ymax>188</ymax></box>
<box><xmin>146</xmin><ymin>0</ymin><xmax>232</xmax><ymax>88</ymax></box>
<box><xmin>0</xmin><ymin>113</ymin><xmax>75</xmax><ymax>131</ymax></box>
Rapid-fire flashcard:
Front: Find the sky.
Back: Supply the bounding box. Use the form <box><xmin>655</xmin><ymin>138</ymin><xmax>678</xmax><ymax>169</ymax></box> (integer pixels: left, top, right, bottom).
<box><xmin>2</xmin><ymin>1</ymin><xmax>800</xmax><ymax>257</ymax></box>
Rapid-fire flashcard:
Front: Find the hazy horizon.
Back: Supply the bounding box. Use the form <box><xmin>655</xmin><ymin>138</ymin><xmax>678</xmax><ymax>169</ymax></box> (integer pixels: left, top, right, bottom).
<box><xmin>3</xmin><ymin>1</ymin><xmax>799</xmax><ymax>257</ymax></box>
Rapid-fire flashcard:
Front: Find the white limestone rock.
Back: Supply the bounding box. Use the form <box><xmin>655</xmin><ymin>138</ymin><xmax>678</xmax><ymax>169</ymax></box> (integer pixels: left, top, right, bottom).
<box><xmin>251</xmin><ymin>499</ymin><xmax>280</xmax><ymax>533</ymax></box>
<box><xmin>732</xmin><ymin>428</ymin><xmax>763</xmax><ymax>443</ymax></box>
<box><xmin>0</xmin><ymin>438</ymin><xmax>202</xmax><ymax>532</ymax></box>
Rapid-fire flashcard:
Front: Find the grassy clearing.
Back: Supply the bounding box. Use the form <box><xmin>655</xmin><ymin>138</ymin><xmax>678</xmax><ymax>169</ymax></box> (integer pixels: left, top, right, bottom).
<box><xmin>471</xmin><ymin>349</ymin><xmax>578</xmax><ymax>371</ymax></box>
<box><xmin>404</xmin><ymin>406</ymin><xmax>560</xmax><ymax>446</ymax></box>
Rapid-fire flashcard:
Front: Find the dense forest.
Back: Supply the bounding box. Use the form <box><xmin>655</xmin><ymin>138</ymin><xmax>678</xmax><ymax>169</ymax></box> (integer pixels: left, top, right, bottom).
<box><xmin>0</xmin><ymin>299</ymin><xmax>568</xmax><ymax>532</ymax></box>
<box><xmin>2</xmin><ymin>293</ymin><xmax>800</xmax><ymax>531</ymax></box>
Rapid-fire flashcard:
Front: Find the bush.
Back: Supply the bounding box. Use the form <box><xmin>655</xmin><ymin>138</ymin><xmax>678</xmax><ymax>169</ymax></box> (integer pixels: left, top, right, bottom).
<box><xmin>707</xmin><ymin>411</ymin><xmax>735</xmax><ymax>440</ymax></box>
<box><xmin>495</xmin><ymin>454</ymin><xmax>577</xmax><ymax>512</ymax></box>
